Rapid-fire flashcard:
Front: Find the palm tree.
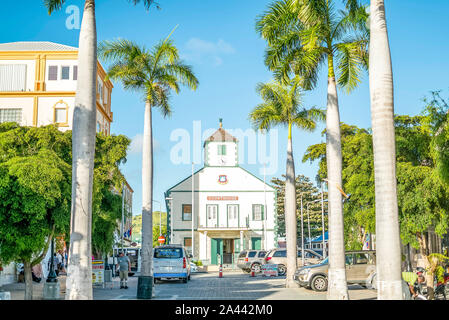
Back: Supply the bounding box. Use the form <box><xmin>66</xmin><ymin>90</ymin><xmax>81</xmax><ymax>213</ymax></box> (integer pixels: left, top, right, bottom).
<box><xmin>369</xmin><ymin>0</ymin><xmax>402</xmax><ymax>300</ymax></box>
<box><xmin>46</xmin><ymin>0</ymin><xmax>97</xmax><ymax>301</ymax></box>
<box><xmin>99</xmin><ymin>37</ymin><xmax>198</xmax><ymax>299</ymax></box>
<box><xmin>45</xmin><ymin>0</ymin><xmax>158</xmax><ymax>300</ymax></box>
<box><xmin>256</xmin><ymin>0</ymin><xmax>368</xmax><ymax>299</ymax></box>
<box><xmin>249</xmin><ymin>78</ymin><xmax>324</xmax><ymax>288</ymax></box>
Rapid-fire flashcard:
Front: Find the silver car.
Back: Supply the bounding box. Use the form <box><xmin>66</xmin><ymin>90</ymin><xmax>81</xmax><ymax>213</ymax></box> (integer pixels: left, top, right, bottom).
<box><xmin>264</xmin><ymin>248</ymin><xmax>323</xmax><ymax>276</ymax></box>
<box><xmin>236</xmin><ymin>250</ymin><xmax>268</xmax><ymax>273</ymax></box>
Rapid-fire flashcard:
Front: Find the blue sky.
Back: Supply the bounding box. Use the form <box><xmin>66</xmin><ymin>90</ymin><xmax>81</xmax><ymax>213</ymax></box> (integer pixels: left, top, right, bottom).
<box><xmin>1</xmin><ymin>0</ymin><xmax>449</xmax><ymax>216</ymax></box>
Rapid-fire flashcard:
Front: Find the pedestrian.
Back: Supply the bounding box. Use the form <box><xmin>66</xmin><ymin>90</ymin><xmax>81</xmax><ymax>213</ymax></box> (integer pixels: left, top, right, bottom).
<box><xmin>116</xmin><ymin>251</ymin><xmax>131</xmax><ymax>289</ymax></box>
<box><xmin>32</xmin><ymin>263</ymin><xmax>43</xmax><ymax>283</ymax></box>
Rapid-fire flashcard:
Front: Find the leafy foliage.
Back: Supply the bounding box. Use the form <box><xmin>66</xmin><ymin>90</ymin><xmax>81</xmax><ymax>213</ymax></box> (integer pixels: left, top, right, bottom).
<box><xmin>271</xmin><ymin>175</ymin><xmax>328</xmax><ymax>241</ymax></box>
<box><xmin>303</xmin><ymin>108</ymin><xmax>449</xmax><ymax>251</ymax></box>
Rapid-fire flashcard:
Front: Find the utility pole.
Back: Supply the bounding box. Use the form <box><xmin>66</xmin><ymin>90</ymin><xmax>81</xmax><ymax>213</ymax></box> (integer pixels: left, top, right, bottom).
<box><xmin>321</xmin><ymin>184</ymin><xmax>326</xmax><ymax>258</ymax></box>
<box><xmin>307</xmin><ymin>203</ymin><xmax>311</xmax><ymax>249</ymax></box>
<box><xmin>263</xmin><ymin>162</ymin><xmax>267</xmax><ymax>250</ymax></box>
<box><xmin>191</xmin><ymin>162</ymin><xmax>195</xmax><ymax>259</ymax></box>
<box><xmin>301</xmin><ymin>195</ymin><xmax>305</xmax><ymax>266</ymax></box>
<box><xmin>121</xmin><ymin>182</ymin><xmax>125</xmax><ymax>251</ymax></box>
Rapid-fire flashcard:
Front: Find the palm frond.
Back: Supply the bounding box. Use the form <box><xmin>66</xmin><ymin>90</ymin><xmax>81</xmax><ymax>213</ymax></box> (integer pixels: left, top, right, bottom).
<box><xmin>128</xmin><ymin>0</ymin><xmax>160</xmax><ymax>10</ymax></box>
<box><xmin>43</xmin><ymin>0</ymin><xmax>66</xmax><ymax>14</ymax></box>
<box><xmin>335</xmin><ymin>38</ymin><xmax>368</xmax><ymax>93</ymax></box>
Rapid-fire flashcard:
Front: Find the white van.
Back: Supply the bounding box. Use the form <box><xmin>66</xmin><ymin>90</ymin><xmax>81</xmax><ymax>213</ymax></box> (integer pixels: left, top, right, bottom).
<box><xmin>153</xmin><ymin>245</ymin><xmax>191</xmax><ymax>283</ymax></box>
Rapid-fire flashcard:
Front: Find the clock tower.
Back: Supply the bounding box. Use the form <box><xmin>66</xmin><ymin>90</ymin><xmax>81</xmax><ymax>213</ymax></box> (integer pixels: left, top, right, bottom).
<box><xmin>204</xmin><ymin>119</ymin><xmax>238</xmax><ymax>167</ymax></box>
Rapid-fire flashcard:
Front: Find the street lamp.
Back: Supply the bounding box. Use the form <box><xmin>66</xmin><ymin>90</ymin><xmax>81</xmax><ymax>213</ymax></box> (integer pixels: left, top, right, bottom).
<box><xmin>165</xmin><ymin>197</ymin><xmax>173</xmax><ymax>244</ymax></box>
<box><xmin>46</xmin><ymin>238</ymin><xmax>58</xmax><ymax>283</ymax></box>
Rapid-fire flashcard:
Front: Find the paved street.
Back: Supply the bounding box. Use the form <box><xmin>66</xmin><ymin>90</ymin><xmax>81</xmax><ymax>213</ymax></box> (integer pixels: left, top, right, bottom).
<box><xmin>94</xmin><ymin>271</ymin><xmax>377</xmax><ymax>300</ymax></box>
<box><xmin>2</xmin><ymin>271</ymin><xmax>377</xmax><ymax>300</ymax></box>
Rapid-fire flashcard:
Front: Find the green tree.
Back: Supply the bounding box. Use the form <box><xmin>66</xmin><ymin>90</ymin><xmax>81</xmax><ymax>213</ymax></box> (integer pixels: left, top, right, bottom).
<box><xmin>0</xmin><ymin>124</ymin><xmax>130</xmax><ymax>299</ymax></box>
<box><xmin>0</xmin><ymin>124</ymin><xmax>71</xmax><ymax>300</ymax></box>
<box><xmin>256</xmin><ymin>0</ymin><xmax>369</xmax><ymax>300</ymax></box>
<box><xmin>249</xmin><ymin>78</ymin><xmax>324</xmax><ymax>288</ymax></box>
<box><xmin>99</xmin><ymin>36</ymin><xmax>198</xmax><ymax>297</ymax></box>
<box><xmin>45</xmin><ymin>0</ymin><xmax>157</xmax><ymax>300</ymax></box>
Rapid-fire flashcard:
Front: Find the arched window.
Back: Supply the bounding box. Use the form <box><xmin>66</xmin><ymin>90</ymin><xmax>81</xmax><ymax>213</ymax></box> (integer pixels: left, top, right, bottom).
<box><xmin>53</xmin><ymin>100</ymin><xmax>69</xmax><ymax>126</ymax></box>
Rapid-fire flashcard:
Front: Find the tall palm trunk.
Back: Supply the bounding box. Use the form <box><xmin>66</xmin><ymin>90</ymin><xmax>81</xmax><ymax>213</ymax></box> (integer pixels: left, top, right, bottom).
<box><xmin>138</xmin><ymin>100</ymin><xmax>154</xmax><ymax>298</ymax></box>
<box><xmin>369</xmin><ymin>0</ymin><xmax>402</xmax><ymax>300</ymax></box>
<box><xmin>326</xmin><ymin>70</ymin><xmax>349</xmax><ymax>300</ymax></box>
<box><xmin>285</xmin><ymin>122</ymin><xmax>297</xmax><ymax>288</ymax></box>
<box><xmin>66</xmin><ymin>0</ymin><xmax>97</xmax><ymax>300</ymax></box>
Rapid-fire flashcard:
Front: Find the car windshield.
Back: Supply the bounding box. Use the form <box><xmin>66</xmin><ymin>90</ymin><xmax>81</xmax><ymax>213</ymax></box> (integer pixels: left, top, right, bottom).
<box><xmin>154</xmin><ymin>248</ymin><xmax>182</xmax><ymax>259</ymax></box>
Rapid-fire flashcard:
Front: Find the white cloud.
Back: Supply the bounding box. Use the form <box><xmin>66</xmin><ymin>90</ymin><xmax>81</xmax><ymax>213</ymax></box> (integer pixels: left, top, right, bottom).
<box><xmin>182</xmin><ymin>38</ymin><xmax>236</xmax><ymax>66</ymax></box>
<box><xmin>129</xmin><ymin>134</ymin><xmax>161</xmax><ymax>155</ymax></box>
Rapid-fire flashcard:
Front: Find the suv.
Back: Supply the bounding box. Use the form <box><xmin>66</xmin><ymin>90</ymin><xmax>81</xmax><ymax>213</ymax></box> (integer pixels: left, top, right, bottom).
<box><xmin>294</xmin><ymin>250</ymin><xmax>377</xmax><ymax>291</ymax></box>
<box><xmin>237</xmin><ymin>250</ymin><xmax>268</xmax><ymax>273</ymax></box>
<box><xmin>264</xmin><ymin>248</ymin><xmax>323</xmax><ymax>276</ymax></box>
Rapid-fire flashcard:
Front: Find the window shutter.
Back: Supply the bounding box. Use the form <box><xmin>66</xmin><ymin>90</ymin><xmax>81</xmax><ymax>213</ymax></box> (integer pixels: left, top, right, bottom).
<box><xmin>73</xmin><ymin>66</ymin><xmax>78</xmax><ymax>80</ymax></box>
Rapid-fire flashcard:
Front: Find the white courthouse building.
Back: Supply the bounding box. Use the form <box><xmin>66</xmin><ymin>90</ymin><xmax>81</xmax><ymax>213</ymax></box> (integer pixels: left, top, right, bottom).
<box><xmin>165</xmin><ymin>121</ymin><xmax>276</xmax><ymax>266</ymax></box>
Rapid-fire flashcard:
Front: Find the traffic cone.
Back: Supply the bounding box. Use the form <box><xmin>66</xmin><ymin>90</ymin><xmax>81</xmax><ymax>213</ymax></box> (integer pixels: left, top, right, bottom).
<box><xmin>219</xmin><ymin>264</ymin><xmax>223</xmax><ymax>278</ymax></box>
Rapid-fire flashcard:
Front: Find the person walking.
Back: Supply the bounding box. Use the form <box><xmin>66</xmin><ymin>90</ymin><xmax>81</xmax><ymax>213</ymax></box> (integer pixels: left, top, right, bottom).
<box><xmin>116</xmin><ymin>251</ymin><xmax>131</xmax><ymax>289</ymax></box>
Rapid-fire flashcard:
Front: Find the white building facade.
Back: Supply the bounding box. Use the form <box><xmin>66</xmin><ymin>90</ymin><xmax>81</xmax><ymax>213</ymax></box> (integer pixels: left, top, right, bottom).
<box><xmin>165</xmin><ymin>122</ymin><xmax>276</xmax><ymax>266</ymax></box>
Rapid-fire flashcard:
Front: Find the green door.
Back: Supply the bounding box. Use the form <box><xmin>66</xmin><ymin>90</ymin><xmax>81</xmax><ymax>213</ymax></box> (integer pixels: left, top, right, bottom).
<box><xmin>211</xmin><ymin>238</ymin><xmax>223</xmax><ymax>265</ymax></box>
<box><xmin>251</xmin><ymin>237</ymin><xmax>261</xmax><ymax>250</ymax></box>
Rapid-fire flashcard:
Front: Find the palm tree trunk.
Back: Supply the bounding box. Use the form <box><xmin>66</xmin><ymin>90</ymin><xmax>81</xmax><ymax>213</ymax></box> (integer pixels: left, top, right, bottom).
<box><xmin>326</xmin><ymin>73</ymin><xmax>349</xmax><ymax>300</ymax></box>
<box><xmin>138</xmin><ymin>100</ymin><xmax>154</xmax><ymax>298</ymax></box>
<box><xmin>369</xmin><ymin>0</ymin><xmax>402</xmax><ymax>300</ymax></box>
<box><xmin>66</xmin><ymin>0</ymin><xmax>97</xmax><ymax>300</ymax></box>
<box><xmin>285</xmin><ymin>122</ymin><xmax>297</xmax><ymax>288</ymax></box>
<box><xmin>24</xmin><ymin>261</ymin><xmax>33</xmax><ymax>300</ymax></box>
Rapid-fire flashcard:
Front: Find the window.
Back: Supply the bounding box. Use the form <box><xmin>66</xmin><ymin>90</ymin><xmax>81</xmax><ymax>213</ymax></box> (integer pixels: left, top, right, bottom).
<box><xmin>48</xmin><ymin>66</ymin><xmax>58</xmax><ymax>81</ymax></box>
<box><xmin>61</xmin><ymin>66</ymin><xmax>70</xmax><ymax>80</ymax></box>
<box><xmin>238</xmin><ymin>251</ymin><xmax>247</xmax><ymax>258</ymax></box>
<box><xmin>154</xmin><ymin>248</ymin><xmax>182</xmax><ymax>259</ymax></box>
<box><xmin>97</xmin><ymin>79</ymin><xmax>103</xmax><ymax>103</ymax></box>
<box><xmin>252</xmin><ymin>204</ymin><xmax>264</xmax><ymax>221</ymax></box>
<box><xmin>184</xmin><ymin>237</ymin><xmax>192</xmax><ymax>248</ymax></box>
<box><xmin>104</xmin><ymin>87</ymin><xmax>108</xmax><ymax>105</ymax></box>
<box><xmin>0</xmin><ymin>108</ymin><xmax>22</xmax><ymax>124</ymax></box>
<box><xmin>182</xmin><ymin>204</ymin><xmax>192</xmax><ymax>221</ymax></box>
<box><xmin>345</xmin><ymin>254</ymin><xmax>354</xmax><ymax>265</ymax></box>
<box><xmin>273</xmin><ymin>250</ymin><xmax>286</xmax><ymax>258</ymax></box>
<box><xmin>247</xmin><ymin>251</ymin><xmax>257</xmax><ymax>258</ymax></box>
<box><xmin>53</xmin><ymin>101</ymin><xmax>68</xmax><ymax>124</ymax></box>
<box><xmin>258</xmin><ymin>251</ymin><xmax>267</xmax><ymax>258</ymax></box>
<box><xmin>0</xmin><ymin>64</ymin><xmax>27</xmax><ymax>91</ymax></box>
<box><xmin>217</xmin><ymin>144</ymin><xmax>226</xmax><ymax>155</ymax></box>
<box><xmin>73</xmin><ymin>66</ymin><xmax>78</xmax><ymax>80</ymax></box>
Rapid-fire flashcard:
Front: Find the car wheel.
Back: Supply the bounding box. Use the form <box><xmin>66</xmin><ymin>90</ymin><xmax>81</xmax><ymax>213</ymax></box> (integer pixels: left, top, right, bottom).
<box><xmin>242</xmin><ymin>269</ymin><xmax>251</xmax><ymax>273</ymax></box>
<box><xmin>311</xmin><ymin>275</ymin><xmax>328</xmax><ymax>292</ymax></box>
<box><xmin>278</xmin><ymin>264</ymin><xmax>286</xmax><ymax>276</ymax></box>
<box><xmin>251</xmin><ymin>263</ymin><xmax>262</xmax><ymax>273</ymax></box>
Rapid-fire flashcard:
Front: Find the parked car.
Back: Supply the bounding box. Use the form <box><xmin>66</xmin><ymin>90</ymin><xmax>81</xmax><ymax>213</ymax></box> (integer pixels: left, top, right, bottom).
<box><xmin>153</xmin><ymin>244</ymin><xmax>191</xmax><ymax>283</ymax></box>
<box><xmin>294</xmin><ymin>250</ymin><xmax>377</xmax><ymax>291</ymax></box>
<box><xmin>237</xmin><ymin>250</ymin><xmax>268</xmax><ymax>273</ymax></box>
<box><xmin>190</xmin><ymin>262</ymin><xmax>198</xmax><ymax>273</ymax></box>
<box><xmin>264</xmin><ymin>248</ymin><xmax>323</xmax><ymax>276</ymax></box>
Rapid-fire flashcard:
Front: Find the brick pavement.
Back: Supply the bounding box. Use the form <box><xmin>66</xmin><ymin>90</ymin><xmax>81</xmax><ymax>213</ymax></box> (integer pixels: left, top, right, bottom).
<box><xmin>1</xmin><ymin>271</ymin><xmax>377</xmax><ymax>300</ymax></box>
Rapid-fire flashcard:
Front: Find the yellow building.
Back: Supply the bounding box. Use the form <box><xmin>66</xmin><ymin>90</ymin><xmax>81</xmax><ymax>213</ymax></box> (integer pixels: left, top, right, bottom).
<box><xmin>0</xmin><ymin>41</ymin><xmax>113</xmax><ymax>134</ymax></box>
